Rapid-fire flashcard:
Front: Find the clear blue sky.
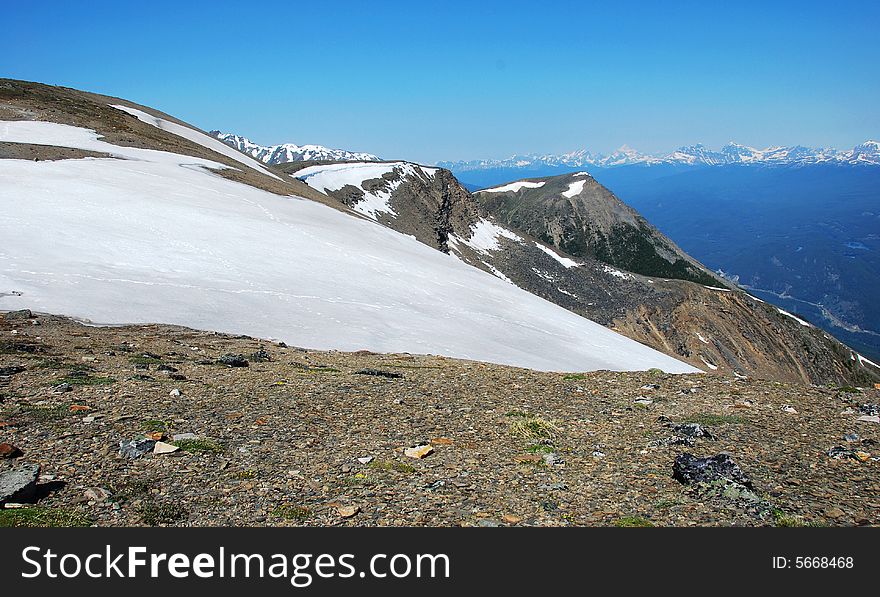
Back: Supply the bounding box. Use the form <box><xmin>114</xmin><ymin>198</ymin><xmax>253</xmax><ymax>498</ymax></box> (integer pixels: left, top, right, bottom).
<box><xmin>3</xmin><ymin>0</ymin><xmax>879</xmax><ymax>163</ymax></box>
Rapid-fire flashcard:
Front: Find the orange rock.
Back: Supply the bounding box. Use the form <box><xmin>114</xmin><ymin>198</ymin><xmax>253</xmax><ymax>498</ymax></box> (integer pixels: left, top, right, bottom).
<box><xmin>0</xmin><ymin>442</ymin><xmax>23</xmax><ymax>459</ymax></box>
<box><xmin>255</xmin><ymin>417</ymin><xmax>269</xmax><ymax>425</ymax></box>
<box><xmin>430</xmin><ymin>437</ymin><xmax>453</xmax><ymax>446</ymax></box>
<box><xmin>502</xmin><ymin>514</ymin><xmax>522</xmax><ymax>525</ymax></box>
<box><xmin>145</xmin><ymin>431</ymin><xmax>165</xmax><ymax>441</ymax></box>
<box><xmin>69</xmin><ymin>404</ymin><xmax>91</xmax><ymax>412</ymax></box>
<box><xmin>515</xmin><ymin>454</ymin><xmax>543</xmax><ymax>464</ymax></box>
<box><xmin>337</xmin><ymin>505</ymin><xmax>360</xmax><ymax>518</ymax></box>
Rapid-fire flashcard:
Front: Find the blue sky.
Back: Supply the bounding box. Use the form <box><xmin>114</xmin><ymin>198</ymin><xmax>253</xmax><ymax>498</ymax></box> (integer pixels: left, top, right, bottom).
<box><xmin>3</xmin><ymin>0</ymin><xmax>879</xmax><ymax>163</ymax></box>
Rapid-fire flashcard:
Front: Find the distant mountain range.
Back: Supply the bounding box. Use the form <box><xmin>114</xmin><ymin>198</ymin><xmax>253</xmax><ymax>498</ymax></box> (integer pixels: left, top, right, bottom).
<box><xmin>439</xmin><ymin>141</ymin><xmax>880</xmax><ymax>171</ymax></box>
<box><xmin>211</xmin><ymin>131</ymin><xmax>380</xmax><ymax>164</ymax></box>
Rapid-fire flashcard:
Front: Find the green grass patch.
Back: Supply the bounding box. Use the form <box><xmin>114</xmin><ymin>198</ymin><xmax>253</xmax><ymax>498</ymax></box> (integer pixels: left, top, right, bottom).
<box><xmin>525</xmin><ymin>443</ymin><xmax>556</xmax><ymax>454</ymax></box>
<box><xmin>16</xmin><ymin>402</ymin><xmax>71</xmax><ymax>422</ymax></box>
<box><xmin>232</xmin><ymin>469</ymin><xmax>258</xmax><ymax>480</ymax></box>
<box><xmin>172</xmin><ymin>438</ymin><xmax>224</xmax><ymax>454</ymax></box>
<box><xmin>35</xmin><ymin>358</ymin><xmax>68</xmax><ymax>369</ymax></box>
<box><xmin>654</xmin><ymin>499</ymin><xmax>680</xmax><ymax>510</ymax></box>
<box><xmin>129</xmin><ymin>355</ymin><xmax>162</xmax><ymax>365</ymax></box>
<box><xmin>138</xmin><ymin>501</ymin><xmax>188</xmax><ymax>526</ymax></box>
<box><xmin>508</xmin><ymin>414</ymin><xmax>560</xmax><ymax>440</ymax></box>
<box><xmin>272</xmin><ymin>505</ymin><xmax>310</xmax><ymax>521</ymax></box>
<box><xmin>614</xmin><ymin>516</ymin><xmax>654</xmax><ymax>528</ymax></box>
<box><xmin>684</xmin><ymin>413</ymin><xmax>748</xmax><ymax>426</ymax></box>
<box><xmin>772</xmin><ymin>509</ymin><xmax>825</xmax><ymax>528</ymax></box>
<box><xmin>0</xmin><ymin>507</ymin><xmax>92</xmax><ymax>528</ymax></box>
<box><xmin>59</xmin><ymin>374</ymin><xmax>115</xmax><ymax>386</ymax></box>
<box><xmin>142</xmin><ymin>419</ymin><xmax>173</xmax><ymax>432</ymax></box>
<box><xmin>368</xmin><ymin>459</ymin><xmax>416</xmax><ymax>474</ymax></box>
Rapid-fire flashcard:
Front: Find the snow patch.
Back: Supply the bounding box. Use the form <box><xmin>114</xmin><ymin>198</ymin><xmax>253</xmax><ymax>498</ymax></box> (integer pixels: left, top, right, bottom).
<box><xmin>534</xmin><ymin>242</ymin><xmax>580</xmax><ymax>268</ymax></box>
<box><xmin>602</xmin><ymin>265</ymin><xmax>633</xmax><ymax>280</ymax></box>
<box><xmin>700</xmin><ymin>356</ymin><xmax>718</xmax><ymax>370</ymax></box>
<box><xmin>0</xmin><ymin>121</ymin><xmax>699</xmax><ymax>374</ymax></box>
<box><xmin>562</xmin><ymin>179</ymin><xmax>586</xmax><ymax>198</ymax></box>
<box><xmin>477</xmin><ymin>180</ymin><xmax>545</xmax><ymax>193</ymax></box>
<box><xmin>703</xmin><ymin>285</ymin><xmax>732</xmax><ymax>292</ymax></box>
<box><xmin>696</xmin><ymin>332</ymin><xmax>710</xmax><ymax>344</ymax></box>
<box><xmin>110</xmin><ymin>104</ymin><xmax>282</xmax><ymax>181</ymax></box>
<box><xmin>453</xmin><ymin>219</ymin><xmax>522</xmax><ymax>254</ymax></box>
<box><xmin>777</xmin><ymin>308</ymin><xmax>811</xmax><ymax>327</ymax></box>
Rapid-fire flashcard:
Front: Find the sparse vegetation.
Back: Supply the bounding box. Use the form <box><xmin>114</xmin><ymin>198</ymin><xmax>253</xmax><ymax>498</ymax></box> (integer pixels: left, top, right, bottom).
<box><xmin>368</xmin><ymin>459</ymin><xmax>416</xmax><ymax>474</ymax></box>
<box><xmin>172</xmin><ymin>438</ymin><xmax>224</xmax><ymax>453</ymax></box>
<box><xmin>508</xmin><ymin>413</ymin><xmax>559</xmax><ymax>440</ymax></box>
<box><xmin>684</xmin><ymin>413</ymin><xmax>748</xmax><ymax>426</ymax></box>
<box><xmin>614</xmin><ymin>516</ymin><xmax>654</xmax><ymax>528</ymax></box>
<box><xmin>272</xmin><ymin>505</ymin><xmax>310</xmax><ymax>521</ymax></box>
<box><xmin>138</xmin><ymin>501</ymin><xmax>188</xmax><ymax>526</ymax></box>
<box><xmin>0</xmin><ymin>507</ymin><xmax>92</xmax><ymax>528</ymax></box>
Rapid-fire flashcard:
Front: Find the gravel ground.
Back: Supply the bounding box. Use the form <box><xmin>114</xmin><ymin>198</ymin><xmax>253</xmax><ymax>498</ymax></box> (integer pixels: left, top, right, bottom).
<box><xmin>1</xmin><ymin>311</ymin><xmax>878</xmax><ymax>527</ymax></box>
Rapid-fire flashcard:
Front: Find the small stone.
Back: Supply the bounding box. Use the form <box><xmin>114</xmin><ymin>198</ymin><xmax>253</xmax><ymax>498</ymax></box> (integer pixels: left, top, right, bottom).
<box><xmin>404</xmin><ymin>445</ymin><xmax>433</xmax><ymax>459</ymax></box>
<box><xmin>172</xmin><ymin>432</ymin><xmax>198</xmax><ymax>441</ymax></box>
<box><xmin>153</xmin><ymin>441</ymin><xmax>180</xmax><ymax>455</ymax></box>
<box><xmin>477</xmin><ymin>519</ymin><xmax>500</xmax><ymax>527</ymax></box>
<box><xmin>782</xmin><ymin>405</ymin><xmax>798</xmax><ymax>414</ymax></box>
<box><xmin>53</xmin><ymin>382</ymin><xmax>72</xmax><ymax>393</ymax></box>
<box><xmin>515</xmin><ymin>453</ymin><xmax>542</xmax><ymax>464</ymax></box>
<box><xmin>84</xmin><ymin>487</ymin><xmax>111</xmax><ymax>502</ymax></box>
<box><xmin>337</xmin><ymin>505</ymin><xmax>360</xmax><ymax>518</ymax></box>
<box><xmin>69</xmin><ymin>404</ymin><xmax>90</xmax><ymax>412</ymax></box>
<box><xmin>157</xmin><ymin>364</ymin><xmax>178</xmax><ymax>373</ymax></box>
<box><xmin>341</xmin><ymin>464</ymin><xmax>352</xmax><ymax>473</ymax></box>
<box><xmin>357</xmin><ymin>456</ymin><xmax>374</xmax><ymax>465</ymax></box>
<box><xmin>542</xmin><ymin>452</ymin><xmax>564</xmax><ymax>466</ymax></box>
<box><xmin>634</xmin><ymin>397</ymin><xmax>653</xmax><ymax>406</ymax></box>
<box><xmin>0</xmin><ymin>463</ymin><xmax>40</xmax><ymax>505</ymax></box>
<box><xmin>826</xmin><ymin>507</ymin><xmax>845</xmax><ymax>519</ymax></box>
<box><xmin>853</xmin><ymin>451</ymin><xmax>871</xmax><ymax>462</ymax></box>
<box><xmin>430</xmin><ymin>437</ymin><xmax>454</xmax><ymax>446</ymax></box>
<box><xmin>0</xmin><ymin>443</ymin><xmax>23</xmax><ymax>459</ymax></box>
<box><xmin>119</xmin><ymin>439</ymin><xmax>156</xmax><ymax>459</ymax></box>
<box><xmin>857</xmin><ymin>415</ymin><xmax>880</xmax><ymax>424</ymax></box>
<box><xmin>145</xmin><ymin>431</ymin><xmax>165</xmax><ymax>441</ymax></box>
<box><xmin>0</xmin><ymin>366</ymin><xmax>25</xmax><ymax>376</ymax></box>
<box><xmin>169</xmin><ymin>388</ymin><xmax>182</xmax><ymax>397</ymax></box>
<box><xmin>844</xmin><ymin>433</ymin><xmax>860</xmax><ymax>443</ymax></box>
<box><xmin>502</xmin><ymin>514</ymin><xmax>522</xmax><ymax>524</ymax></box>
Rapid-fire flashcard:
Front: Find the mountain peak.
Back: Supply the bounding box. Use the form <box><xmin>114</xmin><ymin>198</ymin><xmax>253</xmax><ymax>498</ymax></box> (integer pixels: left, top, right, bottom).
<box><xmin>211</xmin><ymin>131</ymin><xmax>380</xmax><ymax>165</ymax></box>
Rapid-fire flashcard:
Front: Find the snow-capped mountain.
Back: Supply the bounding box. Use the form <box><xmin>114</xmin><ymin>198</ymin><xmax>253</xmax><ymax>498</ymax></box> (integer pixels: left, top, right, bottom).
<box><xmin>211</xmin><ymin>131</ymin><xmax>380</xmax><ymax>164</ymax></box>
<box><xmin>439</xmin><ymin>140</ymin><xmax>880</xmax><ymax>171</ymax></box>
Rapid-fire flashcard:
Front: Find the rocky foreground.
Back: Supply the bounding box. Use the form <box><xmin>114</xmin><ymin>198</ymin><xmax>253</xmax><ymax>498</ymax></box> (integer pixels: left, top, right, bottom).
<box><xmin>1</xmin><ymin>310</ymin><xmax>878</xmax><ymax>527</ymax></box>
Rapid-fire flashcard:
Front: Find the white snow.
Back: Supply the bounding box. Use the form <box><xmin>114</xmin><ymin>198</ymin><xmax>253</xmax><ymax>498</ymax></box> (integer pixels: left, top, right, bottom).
<box><xmin>856</xmin><ymin>353</ymin><xmax>880</xmax><ymax>369</ymax></box>
<box><xmin>557</xmin><ymin>287</ymin><xmax>579</xmax><ymax>298</ymax></box>
<box><xmin>0</xmin><ymin>120</ymin><xmax>698</xmax><ymax>374</ymax></box>
<box><xmin>700</xmin><ymin>356</ymin><xmax>718</xmax><ymax>370</ymax></box>
<box><xmin>703</xmin><ymin>285</ymin><xmax>732</xmax><ymax>292</ymax></box>
<box><xmin>477</xmin><ymin>180</ymin><xmax>545</xmax><ymax>193</ymax></box>
<box><xmin>602</xmin><ymin>265</ymin><xmax>633</xmax><ymax>280</ymax></box>
<box><xmin>777</xmin><ymin>308</ymin><xmax>811</xmax><ymax>327</ymax></box>
<box><xmin>534</xmin><ymin>242</ymin><xmax>580</xmax><ymax>268</ymax></box>
<box><xmin>562</xmin><ymin>179</ymin><xmax>586</xmax><ymax>198</ymax></box>
<box><xmin>573</xmin><ymin>172</ymin><xmax>591</xmax><ymax>177</ymax></box>
<box><xmin>695</xmin><ymin>332</ymin><xmax>710</xmax><ymax>344</ymax></box>
<box><xmin>453</xmin><ymin>219</ymin><xmax>522</xmax><ymax>254</ymax></box>
<box><xmin>294</xmin><ymin>162</ymin><xmax>436</xmax><ymax>220</ymax></box>
<box><xmin>109</xmin><ymin>104</ymin><xmax>282</xmax><ymax>181</ymax></box>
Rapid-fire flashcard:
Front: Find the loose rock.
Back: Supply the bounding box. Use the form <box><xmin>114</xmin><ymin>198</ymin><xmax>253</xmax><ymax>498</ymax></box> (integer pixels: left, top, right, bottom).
<box><xmin>672</xmin><ymin>453</ymin><xmax>752</xmax><ymax>488</ymax></box>
<box><xmin>119</xmin><ymin>438</ymin><xmax>156</xmax><ymax>459</ymax></box>
<box><xmin>0</xmin><ymin>463</ymin><xmax>40</xmax><ymax>505</ymax></box>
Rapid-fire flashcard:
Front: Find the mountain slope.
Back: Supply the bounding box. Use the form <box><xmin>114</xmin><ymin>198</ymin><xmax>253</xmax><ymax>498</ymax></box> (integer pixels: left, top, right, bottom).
<box><xmin>473</xmin><ymin>172</ymin><xmax>719</xmax><ymax>286</ymax></box>
<box><xmin>212</xmin><ymin>131</ymin><xmax>380</xmax><ymax>164</ymax></box>
<box><xmin>0</xmin><ymin>79</ymin><xmax>695</xmax><ymax>374</ymax></box>
<box><xmin>290</xmin><ymin>159</ymin><xmax>880</xmax><ymax>385</ymax></box>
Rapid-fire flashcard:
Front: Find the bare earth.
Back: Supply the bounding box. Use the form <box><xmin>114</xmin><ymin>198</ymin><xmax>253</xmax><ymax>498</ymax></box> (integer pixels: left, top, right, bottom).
<box><xmin>1</xmin><ymin>311</ymin><xmax>878</xmax><ymax>527</ymax></box>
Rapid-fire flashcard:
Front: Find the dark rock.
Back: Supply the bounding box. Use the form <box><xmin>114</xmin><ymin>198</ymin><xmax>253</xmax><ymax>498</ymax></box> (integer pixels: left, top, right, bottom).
<box><xmin>0</xmin><ymin>463</ymin><xmax>40</xmax><ymax>505</ymax></box>
<box><xmin>218</xmin><ymin>354</ymin><xmax>249</xmax><ymax>367</ymax></box>
<box><xmin>119</xmin><ymin>439</ymin><xmax>157</xmax><ymax>459</ymax></box>
<box><xmin>0</xmin><ymin>442</ymin><xmax>23</xmax><ymax>459</ymax></box>
<box><xmin>859</xmin><ymin>404</ymin><xmax>879</xmax><ymax>416</ymax></box>
<box><xmin>0</xmin><ymin>365</ymin><xmax>26</xmax><ymax>376</ymax></box>
<box><xmin>157</xmin><ymin>364</ymin><xmax>178</xmax><ymax>373</ymax></box>
<box><xmin>355</xmin><ymin>368</ymin><xmax>403</xmax><ymax>379</ymax></box>
<box><xmin>672</xmin><ymin>422</ymin><xmax>714</xmax><ymax>439</ymax></box>
<box><xmin>53</xmin><ymin>382</ymin><xmax>72</xmax><ymax>393</ymax></box>
<box><xmin>672</xmin><ymin>453</ymin><xmax>753</xmax><ymax>488</ymax></box>
<box><xmin>4</xmin><ymin>309</ymin><xmax>33</xmax><ymax>320</ymax></box>
<box><xmin>169</xmin><ymin>373</ymin><xmax>187</xmax><ymax>381</ymax></box>
<box><xmin>250</xmin><ymin>348</ymin><xmax>271</xmax><ymax>362</ymax></box>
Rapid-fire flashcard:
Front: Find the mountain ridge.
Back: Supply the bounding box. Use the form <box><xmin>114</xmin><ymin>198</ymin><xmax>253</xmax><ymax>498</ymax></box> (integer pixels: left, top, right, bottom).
<box><xmin>440</xmin><ymin>140</ymin><xmax>880</xmax><ymax>173</ymax></box>
<box><xmin>211</xmin><ymin>131</ymin><xmax>380</xmax><ymax>164</ymax></box>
